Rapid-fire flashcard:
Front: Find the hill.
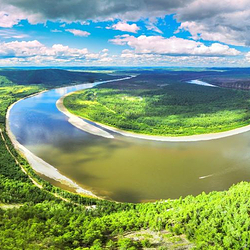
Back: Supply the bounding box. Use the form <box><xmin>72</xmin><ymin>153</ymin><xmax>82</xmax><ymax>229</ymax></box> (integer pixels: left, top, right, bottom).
<box><xmin>0</xmin><ymin>69</ymin><xmax>118</xmax><ymax>88</ymax></box>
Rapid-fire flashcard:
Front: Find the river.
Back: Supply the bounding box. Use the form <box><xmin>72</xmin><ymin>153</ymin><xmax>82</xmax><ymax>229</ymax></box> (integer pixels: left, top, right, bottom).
<box><xmin>8</xmin><ymin>77</ymin><xmax>250</xmax><ymax>202</ymax></box>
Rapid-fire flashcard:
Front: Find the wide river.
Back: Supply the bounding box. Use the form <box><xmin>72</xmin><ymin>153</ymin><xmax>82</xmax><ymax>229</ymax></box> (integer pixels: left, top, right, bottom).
<box><xmin>8</xmin><ymin>78</ymin><xmax>250</xmax><ymax>202</ymax></box>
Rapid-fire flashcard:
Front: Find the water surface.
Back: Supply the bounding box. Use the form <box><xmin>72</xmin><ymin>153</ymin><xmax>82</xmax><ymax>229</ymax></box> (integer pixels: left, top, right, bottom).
<box><xmin>9</xmin><ymin>79</ymin><xmax>250</xmax><ymax>202</ymax></box>
<box><xmin>187</xmin><ymin>79</ymin><xmax>217</xmax><ymax>87</ymax></box>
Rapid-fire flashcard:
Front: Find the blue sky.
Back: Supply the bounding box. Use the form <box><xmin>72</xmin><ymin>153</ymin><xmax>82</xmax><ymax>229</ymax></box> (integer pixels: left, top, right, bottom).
<box><xmin>0</xmin><ymin>0</ymin><xmax>250</xmax><ymax>67</ymax></box>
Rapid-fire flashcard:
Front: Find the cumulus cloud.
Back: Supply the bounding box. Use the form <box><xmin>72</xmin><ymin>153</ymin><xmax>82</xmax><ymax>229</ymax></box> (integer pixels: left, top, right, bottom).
<box><xmin>1</xmin><ymin>0</ymin><xmax>250</xmax><ymax>48</ymax></box>
<box><xmin>119</xmin><ymin>50</ymin><xmax>244</xmax><ymax>67</ymax></box>
<box><xmin>110</xmin><ymin>35</ymin><xmax>240</xmax><ymax>56</ymax></box>
<box><xmin>245</xmin><ymin>52</ymin><xmax>250</xmax><ymax>62</ymax></box>
<box><xmin>0</xmin><ymin>9</ymin><xmax>22</xmax><ymax>27</ymax></box>
<box><xmin>0</xmin><ymin>40</ymin><xmax>44</xmax><ymax>57</ymax></box>
<box><xmin>0</xmin><ymin>3</ymin><xmax>42</xmax><ymax>27</ymax></box>
<box><xmin>0</xmin><ymin>0</ymin><xmax>189</xmax><ymax>23</ymax></box>
<box><xmin>0</xmin><ymin>39</ymin><xmax>244</xmax><ymax>67</ymax></box>
<box><xmin>66</xmin><ymin>29</ymin><xmax>90</xmax><ymax>37</ymax></box>
<box><xmin>0</xmin><ymin>40</ymin><xmax>110</xmax><ymax>65</ymax></box>
<box><xmin>175</xmin><ymin>0</ymin><xmax>250</xmax><ymax>46</ymax></box>
<box><xmin>111</xmin><ymin>22</ymin><xmax>139</xmax><ymax>33</ymax></box>
<box><xmin>177</xmin><ymin>22</ymin><xmax>243</xmax><ymax>46</ymax></box>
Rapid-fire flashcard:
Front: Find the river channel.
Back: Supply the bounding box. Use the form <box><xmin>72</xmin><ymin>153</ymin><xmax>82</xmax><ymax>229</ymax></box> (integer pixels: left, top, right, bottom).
<box><xmin>8</xmin><ymin>77</ymin><xmax>250</xmax><ymax>202</ymax></box>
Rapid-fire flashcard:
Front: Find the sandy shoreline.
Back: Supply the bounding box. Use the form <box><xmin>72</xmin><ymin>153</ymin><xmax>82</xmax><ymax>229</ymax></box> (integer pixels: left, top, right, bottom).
<box><xmin>59</xmin><ymin>93</ymin><xmax>250</xmax><ymax>142</ymax></box>
<box><xmin>97</xmin><ymin>122</ymin><xmax>250</xmax><ymax>142</ymax></box>
<box><xmin>57</xmin><ymin>92</ymin><xmax>114</xmax><ymax>139</ymax></box>
<box><xmin>6</xmin><ymin>89</ymin><xmax>98</xmax><ymax>198</ymax></box>
<box><xmin>8</xmin><ymin>76</ymin><xmax>250</xmax><ymax>202</ymax></box>
<box><xmin>5</xmin><ymin>76</ymin><xmax>134</xmax><ymax>199</ymax></box>
<box><xmin>56</xmin><ymin>75</ymin><xmax>136</xmax><ymax>139</ymax></box>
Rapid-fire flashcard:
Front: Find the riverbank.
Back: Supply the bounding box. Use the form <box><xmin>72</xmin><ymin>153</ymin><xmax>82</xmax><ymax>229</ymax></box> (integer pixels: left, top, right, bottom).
<box><xmin>60</xmin><ymin>91</ymin><xmax>250</xmax><ymax>142</ymax></box>
<box><xmin>97</xmin><ymin>121</ymin><xmax>250</xmax><ymax>142</ymax></box>
<box><xmin>6</xmin><ymin>89</ymin><xmax>98</xmax><ymax>198</ymax></box>
<box><xmin>56</xmin><ymin>92</ymin><xmax>114</xmax><ymax>139</ymax></box>
<box><xmin>6</xmin><ymin>76</ymin><xmax>135</xmax><ymax>199</ymax></box>
<box><xmin>57</xmin><ymin>75</ymin><xmax>137</xmax><ymax>139</ymax></box>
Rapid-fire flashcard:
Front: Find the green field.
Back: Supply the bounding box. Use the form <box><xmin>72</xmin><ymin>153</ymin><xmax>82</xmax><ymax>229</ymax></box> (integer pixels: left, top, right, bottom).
<box><xmin>64</xmin><ymin>75</ymin><xmax>250</xmax><ymax>136</ymax></box>
<box><xmin>2</xmin><ymin>69</ymin><xmax>250</xmax><ymax>249</ymax></box>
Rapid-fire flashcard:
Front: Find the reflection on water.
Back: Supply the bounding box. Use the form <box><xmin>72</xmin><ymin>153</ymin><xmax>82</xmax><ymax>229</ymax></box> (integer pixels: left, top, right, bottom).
<box><xmin>8</xmin><ymin>80</ymin><xmax>250</xmax><ymax>202</ymax></box>
<box><xmin>187</xmin><ymin>79</ymin><xmax>217</xmax><ymax>87</ymax></box>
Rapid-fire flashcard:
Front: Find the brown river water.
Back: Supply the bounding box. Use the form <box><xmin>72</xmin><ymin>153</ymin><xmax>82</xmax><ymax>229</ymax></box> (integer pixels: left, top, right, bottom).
<box><xmin>9</xmin><ymin>79</ymin><xmax>250</xmax><ymax>202</ymax></box>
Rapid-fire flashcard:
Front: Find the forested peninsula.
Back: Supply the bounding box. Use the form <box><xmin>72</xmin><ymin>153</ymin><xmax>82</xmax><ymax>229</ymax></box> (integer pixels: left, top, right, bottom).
<box><xmin>64</xmin><ymin>72</ymin><xmax>250</xmax><ymax>137</ymax></box>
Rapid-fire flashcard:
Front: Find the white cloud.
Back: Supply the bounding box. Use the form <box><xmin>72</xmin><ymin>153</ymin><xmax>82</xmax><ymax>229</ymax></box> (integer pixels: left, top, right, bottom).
<box><xmin>0</xmin><ymin>4</ymin><xmax>42</xmax><ymax>28</ymax></box>
<box><xmin>146</xmin><ymin>23</ymin><xmax>163</xmax><ymax>34</ymax></box>
<box><xmin>118</xmin><ymin>50</ymin><xmax>246</xmax><ymax>67</ymax></box>
<box><xmin>0</xmin><ymin>0</ymin><xmax>187</xmax><ymax>25</ymax></box>
<box><xmin>111</xmin><ymin>22</ymin><xmax>140</xmax><ymax>33</ymax></box>
<box><xmin>0</xmin><ymin>29</ymin><xmax>28</xmax><ymax>39</ymax></box>
<box><xmin>98</xmin><ymin>57</ymin><xmax>113</xmax><ymax>63</ymax></box>
<box><xmin>0</xmin><ymin>5</ymin><xmax>29</xmax><ymax>28</ymax></box>
<box><xmin>177</xmin><ymin>21</ymin><xmax>245</xmax><ymax>46</ymax></box>
<box><xmin>51</xmin><ymin>29</ymin><xmax>62</xmax><ymax>33</ymax></box>
<box><xmin>175</xmin><ymin>0</ymin><xmax>250</xmax><ymax>46</ymax></box>
<box><xmin>0</xmin><ymin>12</ymin><xmax>20</xmax><ymax>27</ymax></box>
<box><xmin>110</xmin><ymin>35</ymin><xmax>240</xmax><ymax>56</ymax></box>
<box><xmin>1</xmin><ymin>0</ymin><xmax>250</xmax><ymax>47</ymax></box>
<box><xmin>245</xmin><ymin>52</ymin><xmax>250</xmax><ymax>62</ymax></box>
<box><xmin>0</xmin><ymin>40</ymin><xmax>109</xmax><ymax>65</ymax></box>
<box><xmin>0</xmin><ymin>39</ymin><xmax>246</xmax><ymax>67</ymax></box>
<box><xmin>0</xmin><ymin>40</ymin><xmax>44</xmax><ymax>57</ymax></box>
<box><xmin>66</xmin><ymin>29</ymin><xmax>90</xmax><ymax>37</ymax></box>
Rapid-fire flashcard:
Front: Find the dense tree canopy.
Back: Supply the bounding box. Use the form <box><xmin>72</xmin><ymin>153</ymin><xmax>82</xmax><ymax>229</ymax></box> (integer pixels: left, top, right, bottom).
<box><xmin>64</xmin><ymin>74</ymin><xmax>250</xmax><ymax>136</ymax></box>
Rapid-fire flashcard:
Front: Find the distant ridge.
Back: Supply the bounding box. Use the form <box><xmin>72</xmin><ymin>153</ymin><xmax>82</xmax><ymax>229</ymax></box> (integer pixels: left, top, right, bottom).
<box><xmin>0</xmin><ymin>69</ymin><xmax>118</xmax><ymax>87</ymax></box>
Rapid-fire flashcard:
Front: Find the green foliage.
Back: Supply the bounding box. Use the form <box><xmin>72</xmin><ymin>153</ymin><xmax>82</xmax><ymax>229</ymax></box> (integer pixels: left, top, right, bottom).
<box><xmin>140</xmin><ymin>238</ymin><xmax>151</xmax><ymax>248</ymax></box>
<box><xmin>117</xmin><ymin>238</ymin><xmax>141</xmax><ymax>249</ymax></box>
<box><xmin>0</xmin><ymin>80</ymin><xmax>137</xmax><ymax>249</ymax></box>
<box><xmin>0</xmin><ymin>86</ymin><xmax>53</xmax><ymax>204</ymax></box>
<box><xmin>0</xmin><ymin>69</ymin><xmax>119</xmax><ymax>88</ymax></box>
<box><xmin>2</xmin><ymin>181</ymin><xmax>250</xmax><ymax>249</ymax></box>
<box><xmin>64</xmin><ymin>74</ymin><xmax>250</xmax><ymax>136</ymax></box>
<box><xmin>0</xmin><ymin>85</ymin><xmax>42</xmax><ymax>125</ymax></box>
<box><xmin>0</xmin><ymin>76</ymin><xmax>13</xmax><ymax>86</ymax></box>
<box><xmin>2</xmin><ymin>70</ymin><xmax>250</xmax><ymax>249</ymax></box>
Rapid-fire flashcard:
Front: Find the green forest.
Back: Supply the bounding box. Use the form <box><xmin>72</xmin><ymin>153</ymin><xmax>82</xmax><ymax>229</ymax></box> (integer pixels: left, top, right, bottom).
<box><xmin>2</xmin><ymin>69</ymin><xmax>250</xmax><ymax>249</ymax></box>
<box><xmin>0</xmin><ymin>69</ymin><xmax>119</xmax><ymax>87</ymax></box>
<box><xmin>64</xmin><ymin>74</ymin><xmax>250</xmax><ymax>136</ymax></box>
